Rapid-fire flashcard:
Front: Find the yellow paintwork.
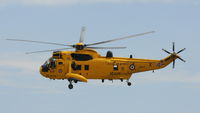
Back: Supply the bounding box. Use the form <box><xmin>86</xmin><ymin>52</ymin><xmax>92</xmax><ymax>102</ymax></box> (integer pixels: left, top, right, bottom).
<box><xmin>40</xmin><ymin>48</ymin><xmax>179</xmax><ymax>82</ymax></box>
<box><xmin>76</xmin><ymin>43</ymin><xmax>84</xmax><ymax>46</ymax></box>
<box><xmin>66</xmin><ymin>73</ymin><xmax>88</xmax><ymax>82</ymax></box>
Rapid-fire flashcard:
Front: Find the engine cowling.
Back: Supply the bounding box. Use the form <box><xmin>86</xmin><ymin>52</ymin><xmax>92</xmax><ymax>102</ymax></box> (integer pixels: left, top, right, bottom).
<box><xmin>106</xmin><ymin>51</ymin><xmax>113</xmax><ymax>58</ymax></box>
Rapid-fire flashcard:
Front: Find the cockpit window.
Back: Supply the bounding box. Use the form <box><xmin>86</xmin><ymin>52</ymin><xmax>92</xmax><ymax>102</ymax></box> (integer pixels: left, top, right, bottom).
<box><xmin>43</xmin><ymin>58</ymin><xmax>56</xmax><ymax>69</ymax></box>
<box><xmin>71</xmin><ymin>53</ymin><xmax>93</xmax><ymax>61</ymax></box>
<box><xmin>50</xmin><ymin>58</ymin><xmax>56</xmax><ymax>68</ymax></box>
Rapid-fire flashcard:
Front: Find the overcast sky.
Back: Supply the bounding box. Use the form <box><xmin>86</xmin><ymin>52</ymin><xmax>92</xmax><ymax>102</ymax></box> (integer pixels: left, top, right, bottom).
<box><xmin>0</xmin><ymin>0</ymin><xmax>200</xmax><ymax>6</ymax></box>
<box><xmin>0</xmin><ymin>0</ymin><xmax>200</xmax><ymax>113</ymax></box>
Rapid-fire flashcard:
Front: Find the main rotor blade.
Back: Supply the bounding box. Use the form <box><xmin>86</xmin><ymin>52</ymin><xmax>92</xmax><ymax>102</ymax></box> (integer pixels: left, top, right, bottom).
<box><xmin>173</xmin><ymin>42</ymin><xmax>175</xmax><ymax>52</ymax></box>
<box><xmin>86</xmin><ymin>31</ymin><xmax>155</xmax><ymax>46</ymax></box>
<box><xmin>79</xmin><ymin>26</ymin><xmax>86</xmax><ymax>43</ymax></box>
<box><xmin>87</xmin><ymin>47</ymin><xmax>127</xmax><ymax>49</ymax></box>
<box><xmin>162</xmin><ymin>49</ymin><xmax>171</xmax><ymax>54</ymax></box>
<box><xmin>25</xmin><ymin>48</ymin><xmax>73</xmax><ymax>54</ymax></box>
<box><xmin>177</xmin><ymin>48</ymin><xmax>186</xmax><ymax>54</ymax></box>
<box><xmin>7</xmin><ymin>39</ymin><xmax>73</xmax><ymax>47</ymax></box>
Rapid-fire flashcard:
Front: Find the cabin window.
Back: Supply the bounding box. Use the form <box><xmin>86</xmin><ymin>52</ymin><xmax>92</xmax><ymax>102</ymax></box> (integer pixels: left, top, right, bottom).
<box><xmin>71</xmin><ymin>53</ymin><xmax>93</xmax><ymax>61</ymax></box>
<box><xmin>58</xmin><ymin>62</ymin><xmax>63</xmax><ymax>65</ymax></box>
<box><xmin>71</xmin><ymin>62</ymin><xmax>77</xmax><ymax>70</ymax></box>
<box><xmin>85</xmin><ymin>65</ymin><xmax>89</xmax><ymax>70</ymax></box>
<box><xmin>113</xmin><ymin>64</ymin><xmax>118</xmax><ymax>71</ymax></box>
<box><xmin>53</xmin><ymin>52</ymin><xmax>62</xmax><ymax>59</ymax></box>
<box><xmin>71</xmin><ymin>63</ymin><xmax>82</xmax><ymax>70</ymax></box>
<box><xmin>76</xmin><ymin>65</ymin><xmax>81</xmax><ymax>70</ymax></box>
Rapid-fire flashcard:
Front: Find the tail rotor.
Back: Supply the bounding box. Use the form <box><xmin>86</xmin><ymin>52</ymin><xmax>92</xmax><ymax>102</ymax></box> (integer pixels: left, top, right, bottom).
<box><xmin>162</xmin><ymin>42</ymin><xmax>186</xmax><ymax>69</ymax></box>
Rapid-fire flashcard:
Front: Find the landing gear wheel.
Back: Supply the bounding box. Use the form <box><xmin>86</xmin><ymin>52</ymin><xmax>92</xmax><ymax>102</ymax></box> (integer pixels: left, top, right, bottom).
<box><xmin>127</xmin><ymin>82</ymin><xmax>132</xmax><ymax>86</ymax></box>
<box><xmin>68</xmin><ymin>84</ymin><xmax>73</xmax><ymax>89</ymax></box>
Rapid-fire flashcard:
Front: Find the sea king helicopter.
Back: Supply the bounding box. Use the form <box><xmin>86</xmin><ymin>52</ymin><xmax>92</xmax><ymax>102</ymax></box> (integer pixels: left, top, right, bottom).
<box><xmin>7</xmin><ymin>27</ymin><xmax>186</xmax><ymax>89</ymax></box>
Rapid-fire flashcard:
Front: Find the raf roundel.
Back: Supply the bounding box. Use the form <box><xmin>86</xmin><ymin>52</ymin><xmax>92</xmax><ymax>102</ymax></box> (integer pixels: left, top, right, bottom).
<box><xmin>129</xmin><ymin>64</ymin><xmax>135</xmax><ymax>70</ymax></box>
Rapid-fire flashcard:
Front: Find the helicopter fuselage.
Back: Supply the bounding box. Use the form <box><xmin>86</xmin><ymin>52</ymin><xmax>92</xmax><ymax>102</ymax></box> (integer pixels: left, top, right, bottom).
<box><xmin>40</xmin><ymin>49</ymin><xmax>178</xmax><ymax>81</ymax></box>
<box><xmin>7</xmin><ymin>27</ymin><xmax>185</xmax><ymax>89</ymax></box>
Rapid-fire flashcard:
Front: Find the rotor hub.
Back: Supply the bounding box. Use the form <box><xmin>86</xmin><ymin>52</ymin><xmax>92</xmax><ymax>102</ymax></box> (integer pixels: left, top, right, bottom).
<box><xmin>74</xmin><ymin>43</ymin><xmax>85</xmax><ymax>50</ymax></box>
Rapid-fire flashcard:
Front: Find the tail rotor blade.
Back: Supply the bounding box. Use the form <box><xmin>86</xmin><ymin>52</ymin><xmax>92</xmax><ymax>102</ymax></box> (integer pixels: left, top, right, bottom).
<box><xmin>177</xmin><ymin>56</ymin><xmax>186</xmax><ymax>62</ymax></box>
<box><xmin>173</xmin><ymin>42</ymin><xmax>175</xmax><ymax>52</ymax></box>
<box><xmin>177</xmin><ymin>48</ymin><xmax>186</xmax><ymax>54</ymax></box>
<box><xmin>173</xmin><ymin>60</ymin><xmax>175</xmax><ymax>69</ymax></box>
<box><xmin>162</xmin><ymin>49</ymin><xmax>171</xmax><ymax>54</ymax></box>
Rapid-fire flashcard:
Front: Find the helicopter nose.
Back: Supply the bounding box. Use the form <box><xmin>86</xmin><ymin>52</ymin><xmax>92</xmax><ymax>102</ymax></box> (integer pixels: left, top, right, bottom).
<box><xmin>40</xmin><ymin>65</ymin><xmax>49</xmax><ymax>77</ymax></box>
<box><xmin>40</xmin><ymin>65</ymin><xmax>49</xmax><ymax>72</ymax></box>
<box><xmin>40</xmin><ymin>66</ymin><xmax>45</xmax><ymax>74</ymax></box>
<box><xmin>40</xmin><ymin>65</ymin><xmax>48</xmax><ymax>76</ymax></box>
<box><xmin>40</xmin><ymin>66</ymin><xmax>43</xmax><ymax>73</ymax></box>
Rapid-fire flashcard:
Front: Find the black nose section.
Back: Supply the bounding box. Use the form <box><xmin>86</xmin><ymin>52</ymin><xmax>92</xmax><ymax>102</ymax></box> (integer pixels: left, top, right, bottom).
<box><xmin>41</xmin><ymin>65</ymin><xmax>49</xmax><ymax>72</ymax></box>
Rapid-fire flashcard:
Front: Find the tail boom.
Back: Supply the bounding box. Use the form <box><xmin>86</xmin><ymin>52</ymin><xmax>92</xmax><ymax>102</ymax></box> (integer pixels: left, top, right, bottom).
<box><xmin>132</xmin><ymin>54</ymin><xmax>178</xmax><ymax>73</ymax></box>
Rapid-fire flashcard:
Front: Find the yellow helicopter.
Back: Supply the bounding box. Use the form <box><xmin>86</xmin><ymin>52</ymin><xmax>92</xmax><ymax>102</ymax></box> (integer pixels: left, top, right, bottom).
<box><xmin>7</xmin><ymin>27</ymin><xmax>186</xmax><ymax>89</ymax></box>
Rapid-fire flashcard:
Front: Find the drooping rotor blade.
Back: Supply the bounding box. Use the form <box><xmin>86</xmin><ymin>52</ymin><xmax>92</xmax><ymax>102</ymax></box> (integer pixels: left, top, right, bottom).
<box><xmin>7</xmin><ymin>39</ymin><xmax>73</xmax><ymax>47</ymax></box>
<box><xmin>86</xmin><ymin>31</ymin><xmax>155</xmax><ymax>46</ymax></box>
<box><xmin>25</xmin><ymin>48</ymin><xmax>73</xmax><ymax>54</ymax></box>
<box><xmin>177</xmin><ymin>48</ymin><xmax>186</xmax><ymax>54</ymax></box>
<box><xmin>177</xmin><ymin>56</ymin><xmax>186</xmax><ymax>62</ymax></box>
<box><xmin>79</xmin><ymin>26</ymin><xmax>86</xmax><ymax>43</ymax></box>
<box><xmin>87</xmin><ymin>47</ymin><xmax>127</xmax><ymax>49</ymax></box>
<box><xmin>162</xmin><ymin>49</ymin><xmax>171</xmax><ymax>54</ymax></box>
